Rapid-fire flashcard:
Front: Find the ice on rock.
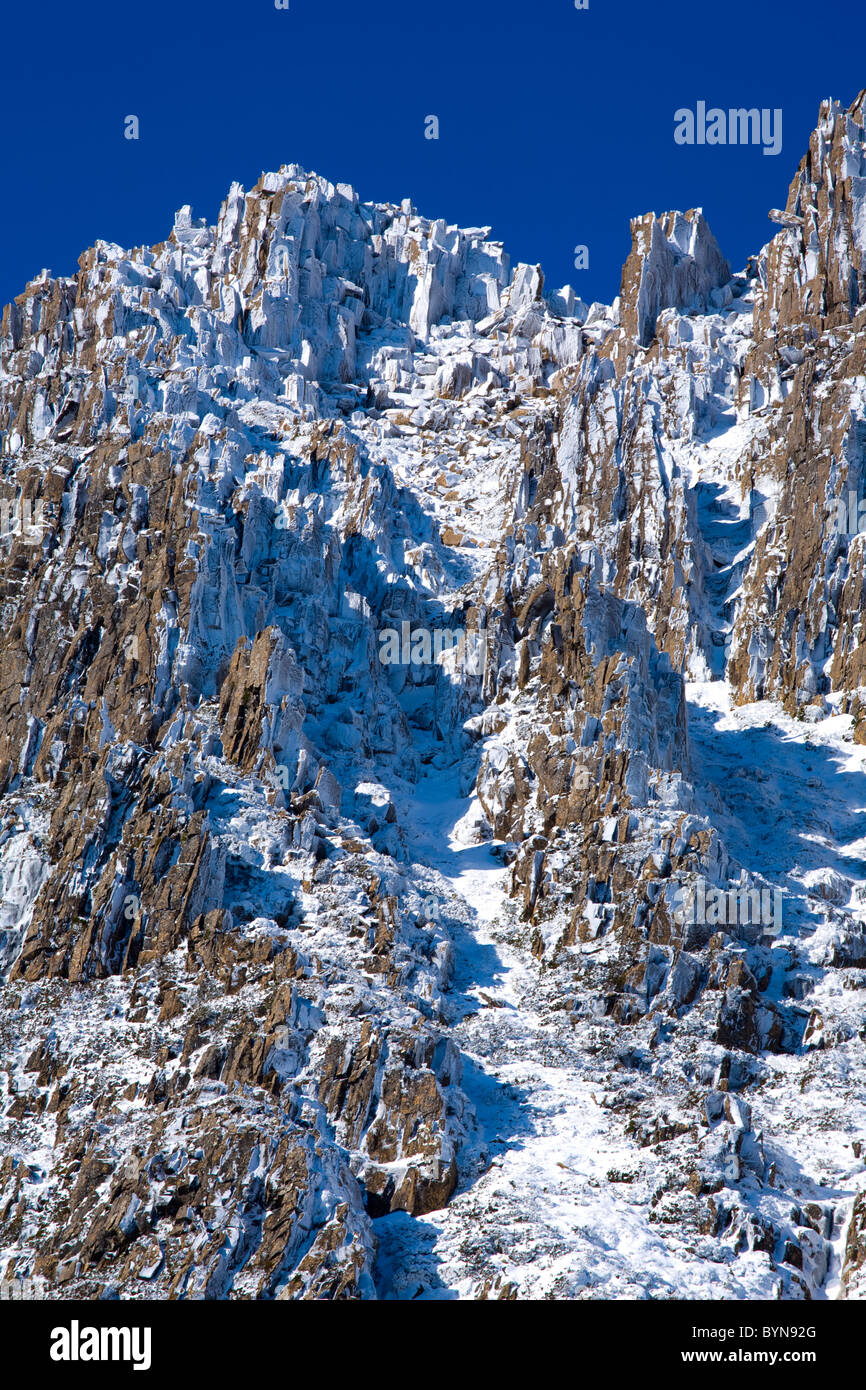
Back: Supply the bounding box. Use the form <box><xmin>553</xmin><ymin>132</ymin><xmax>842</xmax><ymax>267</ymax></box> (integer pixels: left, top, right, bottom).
<box><xmin>618</xmin><ymin>207</ymin><xmax>731</xmax><ymax>350</ymax></box>
<box><xmin>2</xmin><ymin>96</ymin><xmax>866</xmax><ymax>1303</ymax></box>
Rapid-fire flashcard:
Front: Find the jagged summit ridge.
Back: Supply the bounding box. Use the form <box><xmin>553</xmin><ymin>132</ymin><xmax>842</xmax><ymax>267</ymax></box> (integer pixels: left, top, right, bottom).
<box><xmin>1</xmin><ymin>94</ymin><xmax>866</xmax><ymax>1302</ymax></box>
<box><xmin>3</xmin><ymin>159</ymin><xmax>592</xmax><ymax>446</ymax></box>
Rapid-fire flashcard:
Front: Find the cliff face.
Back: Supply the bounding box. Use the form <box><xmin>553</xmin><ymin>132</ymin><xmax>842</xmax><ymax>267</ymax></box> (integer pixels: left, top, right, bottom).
<box><xmin>1</xmin><ymin>94</ymin><xmax>865</xmax><ymax>1301</ymax></box>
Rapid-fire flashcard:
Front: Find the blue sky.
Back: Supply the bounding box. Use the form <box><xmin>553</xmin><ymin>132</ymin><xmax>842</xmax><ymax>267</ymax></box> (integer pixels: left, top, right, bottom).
<box><xmin>1</xmin><ymin>0</ymin><xmax>863</xmax><ymax>311</ymax></box>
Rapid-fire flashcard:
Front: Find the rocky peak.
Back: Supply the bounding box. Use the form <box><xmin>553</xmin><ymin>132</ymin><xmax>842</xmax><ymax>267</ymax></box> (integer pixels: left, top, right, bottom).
<box><xmin>617</xmin><ymin>207</ymin><xmax>731</xmax><ymax>353</ymax></box>
<box><xmin>754</xmin><ymin>88</ymin><xmax>866</xmax><ymax>341</ymax></box>
<box><xmin>1</xmin><ymin>94</ymin><xmax>866</xmax><ymax>1304</ymax></box>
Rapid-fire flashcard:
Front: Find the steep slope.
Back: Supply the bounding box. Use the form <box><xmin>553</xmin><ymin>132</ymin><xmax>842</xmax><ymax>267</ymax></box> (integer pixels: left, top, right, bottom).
<box><xmin>1</xmin><ymin>93</ymin><xmax>865</xmax><ymax>1301</ymax></box>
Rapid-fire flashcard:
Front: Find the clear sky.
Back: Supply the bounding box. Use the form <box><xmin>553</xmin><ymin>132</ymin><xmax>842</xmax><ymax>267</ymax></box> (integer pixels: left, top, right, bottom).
<box><xmin>1</xmin><ymin>0</ymin><xmax>863</xmax><ymax>312</ymax></box>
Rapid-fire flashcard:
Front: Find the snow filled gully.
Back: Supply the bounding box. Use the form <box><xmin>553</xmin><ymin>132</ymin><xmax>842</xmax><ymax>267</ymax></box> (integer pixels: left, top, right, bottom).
<box><xmin>367</xmin><ymin>688</ymin><xmax>866</xmax><ymax>1299</ymax></box>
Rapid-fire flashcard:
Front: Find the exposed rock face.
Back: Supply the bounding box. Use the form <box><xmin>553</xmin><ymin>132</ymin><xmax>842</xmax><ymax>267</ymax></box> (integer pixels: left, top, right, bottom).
<box><xmin>618</xmin><ymin>208</ymin><xmax>730</xmax><ymax>352</ymax></box>
<box><xmin>842</xmin><ymin>1191</ymin><xmax>866</xmax><ymax>1297</ymax></box>
<box><xmin>1</xmin><ymin>94</ymin><xmax>866</xmax><ymax>1301</ymax></box>
<box><xmin>754</xmin><ymin>92</ymin><xmax>866</xmax><ymax>341</ymax></box>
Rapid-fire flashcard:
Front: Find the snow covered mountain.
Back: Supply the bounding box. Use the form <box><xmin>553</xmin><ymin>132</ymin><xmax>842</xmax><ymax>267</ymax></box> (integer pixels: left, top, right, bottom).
<box><xmin>1</xmin><ymin>90</ymin><xmax>865</xmax><ymax>1301</ymax></box>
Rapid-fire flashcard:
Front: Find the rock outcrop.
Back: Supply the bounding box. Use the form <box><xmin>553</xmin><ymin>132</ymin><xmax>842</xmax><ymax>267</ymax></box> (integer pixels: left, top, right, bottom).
<box><xmin>1</xmin><ymin>91</ymin><xmax>866</xmax><ymax>1301</ymax></box>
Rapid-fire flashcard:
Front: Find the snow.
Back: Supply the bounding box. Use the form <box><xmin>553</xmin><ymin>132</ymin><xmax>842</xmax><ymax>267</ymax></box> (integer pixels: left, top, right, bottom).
<box><xmin>3</xmin><ymin>125</ymin><xmax>866</xmax><ymax>1300</ymax></box>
